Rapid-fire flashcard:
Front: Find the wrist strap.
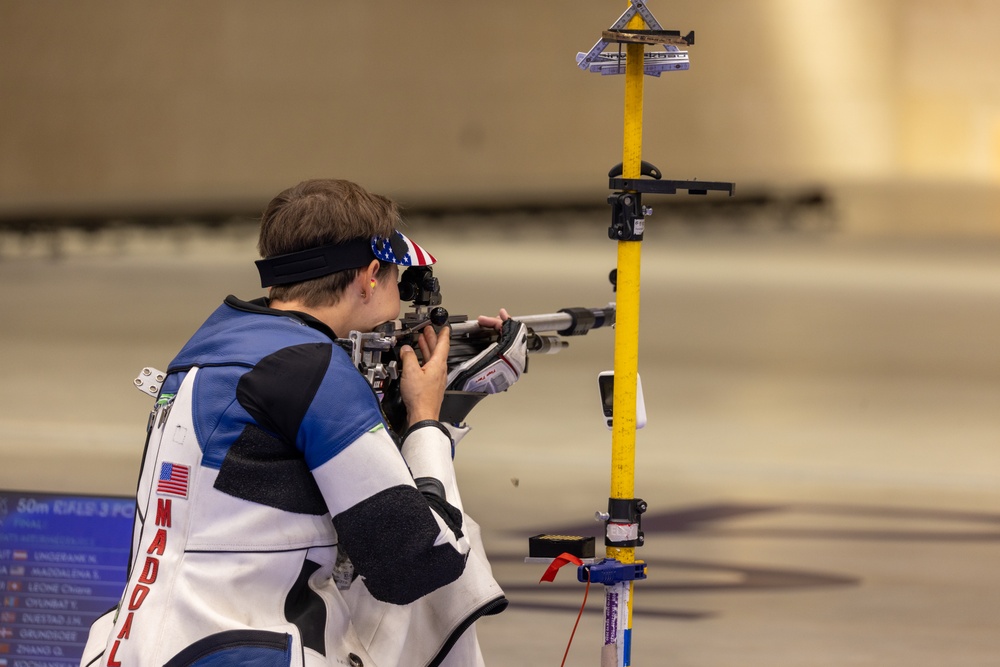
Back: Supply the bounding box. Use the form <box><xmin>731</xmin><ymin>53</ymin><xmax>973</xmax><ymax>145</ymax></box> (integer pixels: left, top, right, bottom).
<box><xmin>404</xmin><ymin>419</ymin><xmax>454</xmax><ymax>444</ymax></box>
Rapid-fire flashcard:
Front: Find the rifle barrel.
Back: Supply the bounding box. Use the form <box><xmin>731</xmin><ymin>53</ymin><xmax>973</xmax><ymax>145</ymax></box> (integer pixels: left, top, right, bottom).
<box><xmin>448</xmin><ymin>304</ymin><xmax>616</xmax><ymax>336</ymax></box>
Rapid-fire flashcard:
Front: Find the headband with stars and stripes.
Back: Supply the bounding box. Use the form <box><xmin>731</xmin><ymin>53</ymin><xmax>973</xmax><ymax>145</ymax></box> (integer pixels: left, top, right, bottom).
<box><xmin>255</xmin><ymin>230</ymin><xmax>436</xmax><ymax>287</ymax></box>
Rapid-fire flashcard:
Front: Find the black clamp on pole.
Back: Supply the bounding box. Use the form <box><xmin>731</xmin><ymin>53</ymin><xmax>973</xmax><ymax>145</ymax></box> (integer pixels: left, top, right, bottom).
<box><xmin>608</xmin><ymin>192</ymin><xmax>647</xmax><ymax>241</ymax></box>
<box><xmin>607</xmin><ymin>161</ymin><xmax>662</xmax><ymax>242</ymax></box>
<box><xmin>607</xmin><ymin>160</ymin><xmax>736</xmax><ymax>241</ymax></box>
<box><xmin>604</xmin><ymin>497</ymin><xmax>648</xmax><ymax>548</ymax></box>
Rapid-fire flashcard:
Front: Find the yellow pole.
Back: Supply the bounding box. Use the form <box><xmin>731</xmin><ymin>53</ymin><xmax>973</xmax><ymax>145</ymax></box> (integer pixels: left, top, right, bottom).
<box><xmin>604</xmin><ymin>9</ymin><xmax>646</xmax><ymax>667</ymax></box>
<box><xmin>609</xmin><ymin>14</ymin><xmax>645</xmax><ymax>565</ymax></box>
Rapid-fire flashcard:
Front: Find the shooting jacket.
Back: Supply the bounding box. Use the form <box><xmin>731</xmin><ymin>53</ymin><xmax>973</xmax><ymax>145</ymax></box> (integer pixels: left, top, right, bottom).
<box><xmin>81</xmin><ymin>296</ymin><xmax>505</xmax><ymax>667</ymax></box>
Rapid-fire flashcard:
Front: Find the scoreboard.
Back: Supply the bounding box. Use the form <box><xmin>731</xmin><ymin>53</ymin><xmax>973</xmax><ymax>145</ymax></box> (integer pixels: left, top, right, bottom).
<box><xmin>0</xmin><ymin>490</ymin><xmax>133</xmax><ymax>665</ymax></box>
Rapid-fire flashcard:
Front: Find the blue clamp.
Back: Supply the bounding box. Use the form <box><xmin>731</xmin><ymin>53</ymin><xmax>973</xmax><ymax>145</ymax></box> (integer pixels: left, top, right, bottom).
<box><xmin>578</xmin><ymin>558</ymin><xmax>648</xmax><ymax>585</ymax></box>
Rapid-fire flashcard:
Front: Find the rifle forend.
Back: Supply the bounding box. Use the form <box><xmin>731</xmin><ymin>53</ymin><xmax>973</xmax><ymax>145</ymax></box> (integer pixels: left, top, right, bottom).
<box><xmin>444</xmin><ymin>305</ymin><xmax>617</xmax><ymax>365</ymax></box>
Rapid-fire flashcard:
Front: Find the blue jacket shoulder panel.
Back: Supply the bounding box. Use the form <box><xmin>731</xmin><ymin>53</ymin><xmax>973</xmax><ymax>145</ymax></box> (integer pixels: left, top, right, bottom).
<box><xmin>168</xmin><ymin>298</ymin><xmax>329</xmax><ymax>372</ymax></box>
<box><xmin>163</xmin><ymin>297</ymin><xmax>386</xmax><ymax>471</ymax></box>
<box><xmin>297</xmin><ymin>349</ymin><xmax>386</xmax><ymax>470</ymax></box>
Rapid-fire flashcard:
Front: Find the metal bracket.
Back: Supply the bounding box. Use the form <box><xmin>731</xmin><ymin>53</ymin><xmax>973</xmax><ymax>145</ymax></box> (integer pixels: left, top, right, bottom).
<box><xmin>134</xmin><ymin>367</ymin><xmax>166</xmax><ymax>397</ymax></box>
<box><xmin>576</xmin><ymin>0</ymin><xmax>694</xmax><ymax>77</ymax></box>
<box><xmin>611</xmin><ymin>176</ymin><xmax>736</xmax><ymax>197</ymax></box>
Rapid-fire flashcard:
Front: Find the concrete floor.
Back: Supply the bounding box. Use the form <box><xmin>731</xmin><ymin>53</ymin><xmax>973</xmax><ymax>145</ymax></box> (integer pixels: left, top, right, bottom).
<box><xmin>2</xmin><ymin>216</ymin><xmax>999</xmax><ymax>665</ymax></box>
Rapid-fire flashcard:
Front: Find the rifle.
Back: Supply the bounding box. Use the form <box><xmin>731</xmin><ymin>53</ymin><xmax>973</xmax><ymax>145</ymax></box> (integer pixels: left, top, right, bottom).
<box><xmin>342</xmin><ymin>265</ymin><xmax>616</xmax><ymax>432</ymax></box>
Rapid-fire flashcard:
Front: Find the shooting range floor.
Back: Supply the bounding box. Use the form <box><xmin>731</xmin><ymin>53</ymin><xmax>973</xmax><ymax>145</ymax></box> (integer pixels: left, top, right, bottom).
<box><xmin>2</xmin><ymin>216</ymin><xmax>999</xmax><ymax>666</ymax></box>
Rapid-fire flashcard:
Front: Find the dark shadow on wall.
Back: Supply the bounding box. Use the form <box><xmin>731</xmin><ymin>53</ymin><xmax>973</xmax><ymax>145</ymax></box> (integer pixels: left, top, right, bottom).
<box><xmin>495</xmin><ymin>500</ymin><xmax>1000</xmax><ymax>618</ymax></box>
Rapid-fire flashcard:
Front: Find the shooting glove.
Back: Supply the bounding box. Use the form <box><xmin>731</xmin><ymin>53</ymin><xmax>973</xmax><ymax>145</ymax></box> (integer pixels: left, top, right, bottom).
<box><xmin>446</xmin><ymin>318</ymin><xmax>528</xmax><ymax>394</ymax></box>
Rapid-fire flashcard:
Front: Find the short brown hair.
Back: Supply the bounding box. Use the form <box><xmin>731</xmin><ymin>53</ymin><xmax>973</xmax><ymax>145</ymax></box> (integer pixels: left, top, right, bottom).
<box><xmin>258</xmin><ymin>179</ymin><xmax>400</xmax><ymax>306</ymax></box>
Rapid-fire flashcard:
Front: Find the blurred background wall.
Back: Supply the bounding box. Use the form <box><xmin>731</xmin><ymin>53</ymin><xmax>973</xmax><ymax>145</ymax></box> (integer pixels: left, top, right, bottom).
<box><xmin>1</xmin><ymin>0</ymin><xmax>999</xmax><ymax>236</ymax></box>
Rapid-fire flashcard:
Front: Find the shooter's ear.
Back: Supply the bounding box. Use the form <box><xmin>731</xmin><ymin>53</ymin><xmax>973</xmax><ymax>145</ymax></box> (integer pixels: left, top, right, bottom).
<box><xmin>363</xmin><ymin>259</ymin><xmax>381</xmax><ymax>284</ymax></box>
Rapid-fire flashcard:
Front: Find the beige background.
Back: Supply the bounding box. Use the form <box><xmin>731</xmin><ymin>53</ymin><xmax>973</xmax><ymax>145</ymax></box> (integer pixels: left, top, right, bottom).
<box><xmin>3</xmin><ymin>1</ymin><xmax>1000</xmax><ymax>234</ymax></box>
<box><xmin>3</xmin><ymin>3</ymin><xmax>1000</xmax><ymax>663</ymax></box>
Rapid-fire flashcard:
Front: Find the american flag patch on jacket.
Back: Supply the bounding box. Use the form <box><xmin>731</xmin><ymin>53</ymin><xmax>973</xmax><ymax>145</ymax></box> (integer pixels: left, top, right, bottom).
<box><xmin>157</xmin><ymin>462</ymin><xmax>190</xmax><ymax>498</ymax></box>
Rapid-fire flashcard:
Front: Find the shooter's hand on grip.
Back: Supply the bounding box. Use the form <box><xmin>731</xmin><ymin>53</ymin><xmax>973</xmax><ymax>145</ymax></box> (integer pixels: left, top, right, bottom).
<box><xmin>398</xmin><ymin>324</ymin><xmax>451</xmax><ymax>427</ymax></box>
<box><xmin>475</xmin><ymin>307</ymin><xmax>512</xmax><ymax>334</ymax></box>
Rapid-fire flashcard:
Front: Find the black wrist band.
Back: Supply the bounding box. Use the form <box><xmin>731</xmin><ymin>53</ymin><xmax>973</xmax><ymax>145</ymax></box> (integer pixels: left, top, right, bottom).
<box><xmin>404</xmin><ymin>419</ymin><xmax>454</xmax><ymax>444</ymax></box>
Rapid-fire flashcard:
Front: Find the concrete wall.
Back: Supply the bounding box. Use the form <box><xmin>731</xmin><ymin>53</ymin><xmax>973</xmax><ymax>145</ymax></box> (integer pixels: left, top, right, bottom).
<box><xmin>2</xmin><ymin>1</ymin><xmax>1000</xmax><ymax>234</ymax></box>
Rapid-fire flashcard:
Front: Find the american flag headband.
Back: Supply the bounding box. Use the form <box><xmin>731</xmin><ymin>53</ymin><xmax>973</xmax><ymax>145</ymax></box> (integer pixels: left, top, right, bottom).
<box><xmin>255</xmin><ymin>230</ymin><xmax>436</xmax><ymax>288</ymax></box>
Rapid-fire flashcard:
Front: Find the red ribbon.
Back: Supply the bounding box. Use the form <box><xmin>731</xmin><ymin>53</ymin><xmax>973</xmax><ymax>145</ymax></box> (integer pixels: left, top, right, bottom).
<box><xmin>539</xmin><ymin>552</ymin><xmax>584</xmax><ymax>583</ymax></box>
